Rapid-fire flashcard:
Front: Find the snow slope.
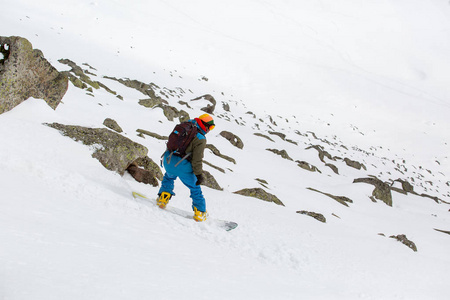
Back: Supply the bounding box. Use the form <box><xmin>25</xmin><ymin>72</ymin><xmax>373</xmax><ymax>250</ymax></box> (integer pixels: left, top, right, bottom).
<box><xmin>2</xmin><ymin>1</ymin><xmax>450</xmax><ymax>299</ymax></box>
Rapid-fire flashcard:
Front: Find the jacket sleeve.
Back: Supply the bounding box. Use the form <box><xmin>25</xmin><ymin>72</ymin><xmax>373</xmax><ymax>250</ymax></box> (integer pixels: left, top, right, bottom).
<box><xmin>189</xmin><ymin>136</ymin><xmax>207</xmax><ymax>175</ymax></box>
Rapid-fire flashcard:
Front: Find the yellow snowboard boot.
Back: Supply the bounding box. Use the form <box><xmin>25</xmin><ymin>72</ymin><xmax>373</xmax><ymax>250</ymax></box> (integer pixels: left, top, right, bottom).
<box><xmin>157</xmin><ymin>192</ymin><xmax>172</xmax><ymax>209</ymax></box>
<box><xmin>193</xmin><ymin>207</ymin><xmax>208</xmax><ymax>222</ymax></box>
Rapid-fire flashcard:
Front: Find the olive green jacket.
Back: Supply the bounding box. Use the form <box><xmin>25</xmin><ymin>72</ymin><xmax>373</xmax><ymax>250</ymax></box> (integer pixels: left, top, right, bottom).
<box><xmin>185</xmin><ymin>135</ymin><xmax>207</xmax><ymax>175</ymax></box>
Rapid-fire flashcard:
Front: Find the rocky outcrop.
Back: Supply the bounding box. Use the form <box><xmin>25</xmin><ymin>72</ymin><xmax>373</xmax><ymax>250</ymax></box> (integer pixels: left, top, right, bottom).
<box><xmin>206</xmin><ymin>144</ymin><xmax>236</xmax><ymax>164</ymax></box>
<box><xmin>220</xmin><ymin>131</ymin><xmax>244</xmax><ymax>149</ymax></box>
<box><xmin>136</xmin><ymin>129</ymin><xmax>168</xmax><ymax>140</ymax></box>
<box><xmin>127</xmin><ymin>164</ymin><xmax>159</xmax><ymax>186</ymax></box>
<box><xmin>266</xmin><ymin>149</ymin><xmax>292</xmax><ymax>161</ymax></box>
<box><xmin>389</xmin><ymin>234</ymin><xmax>417</xmax><ymax>252</ymax></box>
<box><xmin>127</xmin><ymin>155</ymin><xmax>163</xmax><ymax>187</ymax></box>
<box><xmin>191</xmin><ymin>94</ymin><xmax>216</xmax><ymax>114</ymax></box>
<box><xmin>234</xmin><ymin>188</ymin><xmax>284</xmax><ymax>206</ymax></box>
<box><xmin>297</xmin><ymin>210</ymin><xmax>326</xmax><ymax>223</ymax></box>
<box><xmin>353</xmin><ymin>177</ymin><xmax>393</xmax><ymax>206</ymax></box>
<box><xmin>46</xmin><ymin>122</ymin><xmax>148</xmax><ymax>176</ymax></box>
<box><xmin>306</xmin><ymin>145</ymin><xmax>336</xmax><ymax>163</ymax></box>
<box><xmin>297</xmin><ymin>161</ymin><xmax>321</xmax><ymax>173</ymax></box>
<box><xmin>254</xmin><ymin>133</ymin><xmax>274</xmax><ymax>142</ymax></box>
<box><xmin>58</xmin><ymin>59</ymin><xmax>101</xmax><ymax>90</ymax></box>
<box><xmin>201</xmin><ymin>170</ymin><xmax>222</xmax><ymax>190</ymax></box>
<box><xmin>0</xmin><ymin>36</ymin><xmax>68</xmax><ymax>114</ymax></box>
<box><xmin>138</xmin><ymin>98</ymin><xmax>165</xmax><ymax>108</ymax></box>
<box><xmin>307</xmin><ymin>187</ymin><xmax>353</xmax><ymax>207</ymax></box>
<box><xmin>344</xmin><ymin>157</ymin><xmax>367</xmax><ymax>170</ymax></box>
<box><xmin>103</xmin><ymin>118</ymin><xmax>123</xmax><ymax>133</ymax></box>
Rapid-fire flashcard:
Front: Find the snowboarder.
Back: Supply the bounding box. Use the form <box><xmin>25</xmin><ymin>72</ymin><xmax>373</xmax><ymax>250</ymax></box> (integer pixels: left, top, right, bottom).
<box><xmin>157</xmin><ymin>113</ymin><xmax>215</xmax><ymax>222</ymax></box>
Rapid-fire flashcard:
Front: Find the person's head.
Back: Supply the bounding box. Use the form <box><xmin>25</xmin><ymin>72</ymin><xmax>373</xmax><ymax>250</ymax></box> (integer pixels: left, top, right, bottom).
<box><xmin>198</xmin><ymin>113</ymin><xmax>215</xmax><ymax>133</ymax></box>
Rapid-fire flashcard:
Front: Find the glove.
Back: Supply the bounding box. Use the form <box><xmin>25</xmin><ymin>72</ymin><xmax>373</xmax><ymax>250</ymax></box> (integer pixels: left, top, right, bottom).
<box><xmin>195</xmin><ymin>174</ymin><xmax>204</xmax><ymax>186</ymax></box>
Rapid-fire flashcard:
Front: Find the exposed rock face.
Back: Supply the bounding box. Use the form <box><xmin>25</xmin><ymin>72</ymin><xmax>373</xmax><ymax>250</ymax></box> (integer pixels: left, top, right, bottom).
<box><xmin>254</xmin><ymin>133</ymin><xmax>274</xmax><ymax>142</ymax></box>
<box><xmin>191</xmin><ymin>94</ymin><xmax>216</xmax><ymax>114</ymax></box>
<box><xmin>46</xmin><ymin>122</ymin><xmax>148</xmax><ymax>176</ymax></box>
<box><xmin>136</xmin><ymin>129</ymin><xmax>168</xmax><ymax>140</ymax></box>
<box><xmin>103</xmin><ymin>118</ymin><xmax>123</xmax><ymax>133</ymax></box>
<box><xmin>307</xmin><ymin>187</ymin><xmax>353</xmax><ymax>207</ymax></box>
<box><xmin>306</xmin><ymin>145</ymin><xmax>336</xmax><ymax>163</ymax></box>
<box><xmin>266</xmin><ymin>148</ymin><xmax>293</xmax><ymax>161</ymax></box>
<box><xmin>59</xmin><ymin>59</ymin><xmax>100</xmax><ymax>90</ymax></box>
<box><xmin>297</xmin><ymin>161</ymin><xmax>321</xmax><ymax>173</ymax></box>
<box><xmin>206</xmin><ymin>144</ymin><xmax>236</xmax><ymax>164</ymax></box>
<box><xmin>127</xmin><ymin>155</ymin><xmax>163</xmax><ymax>186</ymax></box>
<box><xmin>389</xmin><ymin>234</ymin><xmax>417</xmax><ymax>252</ymax></box>
<box><xmin>220</xmin><ymin>131</ymin><xmax>244</xmax><ymax>149</ymax></box>
<box><xmin>201</xmin><ymin>170</ymin><xmax>222</xmax><ymax>190</ymax></box>
<box><xmin>234</xmin><ymin>188</ymin><xmax>284</xmax><ymax>206</ymax></box>
<box><xmin>354</xmin><ymin>177</ymin><xmax>393</xmax><ymax>206</ymax></box>
<box><xmin>297</xmin><ymin>210</ymin><xmax>326</xmax><ymax>223</ymax></box>
<box><xmin>127</xmin><ymin>164</ymin><xmax>159</xmax><ymax>186</ymax></box>
<box><xmin>0</xmin><ymin>36</ymin><xmax>68</xmax><ymax>114</ymax></box>
<box><xmin>344</xmin><ymin>157</ymin><xmax>367</xmax><ymax>170</ymax></box>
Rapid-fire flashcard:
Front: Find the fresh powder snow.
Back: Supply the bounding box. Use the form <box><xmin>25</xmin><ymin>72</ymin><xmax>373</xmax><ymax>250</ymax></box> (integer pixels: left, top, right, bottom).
<box><xmin>2</xmin><ymin>1</ymin><xmax>450</xmax><ymax>299</ymax></box>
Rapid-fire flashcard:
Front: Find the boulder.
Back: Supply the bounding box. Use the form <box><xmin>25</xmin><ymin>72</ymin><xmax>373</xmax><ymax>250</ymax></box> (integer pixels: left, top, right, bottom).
<box><xmin>46</xmin><ymin>122</ymin><xmax>148</xmax><ymax>176</ymax></box>
<box><xmin>220</xmin><ymin>131</ymin><xmax>244</xmax><ymax>149</ymax></box>
<box><xmin>353</xmin><ymin>177</ymin><xmax>393</xmax><ymax>206</ymax></box>
<box><xmin>0</xmin><ymin>36</ymin><xmax>68</xmax><ymax>114</ymax></box>
<box><xmin>234</xmin><ymin>188</ymin><xmax>284</xmax><ymax>206</ymax></box>
<box><xmin>103</xmin><ymin>118</ymin><xmax>123</xmax><ymax>133</ymax></box>
<box><xmin>201</xmin><ymin>170</ymin><xmax>222</xmax><ymax>190</ymax></box>
<box><xmin>127</xmin><ymin>164</ymin><xmax>159</xmax><ymax>186</ymax></box>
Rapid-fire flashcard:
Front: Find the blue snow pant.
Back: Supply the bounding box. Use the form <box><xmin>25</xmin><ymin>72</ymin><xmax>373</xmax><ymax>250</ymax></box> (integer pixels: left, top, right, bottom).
<box><xmin>158</xmin><ymin>151</ymin><xmax>206</xmax><ymax>212</ymax></box>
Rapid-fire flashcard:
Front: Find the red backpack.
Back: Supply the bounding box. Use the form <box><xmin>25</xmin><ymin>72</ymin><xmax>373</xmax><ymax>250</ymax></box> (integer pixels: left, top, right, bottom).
<box><xmin>166</xmin><ymin>122</ymin><xmax>198</xmax><ymax>157</ymax></box>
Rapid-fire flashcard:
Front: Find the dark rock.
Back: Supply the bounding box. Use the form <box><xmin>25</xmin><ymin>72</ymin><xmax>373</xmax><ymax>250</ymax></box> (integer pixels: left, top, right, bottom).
<box><xmin>268</xmin><ymin>131</ymin><xmax>286</xmax><ymax>140</ymax></box>
<box><xmin>0</xmin><ymin>36</ymin><xmax>68</xmax><ymax>114</ymax></box>
<box><xmin>45</xmin><ymin>122</ymin><xmax>147</xmax><ymax>176</ymax></box>
<box><xmin>254</xmin><ymin>133</ymin><xmax>274</xmax><ymax>142</ymax></box>
<box><xmin>344</xmin><ymin>157</ymin><xmax>367</xmax><ymax>170</ymax></box>
<box><xmin>307</xmin><ymin>187</ymin><xmax>353</xmax><ymax>207</ymax></box>
<box><xmin>433</xmin><ymin>228</ymin><xmax>450</xmax><ymax>236</ymax></box>
<box><xmin>136</xmin><ymin>129</ymin><xmax>168</xmax><ymax>140</ymax></box>
<box><xmin>58</xmin><ymin>59</ymin><xmax>100</xmax><ymax>90</ymax></box>
<box><xmin>222</xmin><ymin>102</ymin><xmax>230</xmax><ymax>112</ymax></box>
<box><xmin>234</xmin><ymin>188</ymin><xmax>284</xmax><ymax>206</ymax></box>
<box><xmin>325</xmin><ymin>163</ymin><xmax>339</xmax><ymax>174</ymax></box>
<box><xmin>191</xmin><ymin>94</ymin><xmax>216</xmax><ymax>114</ymax></box>
<box><xmin>353</xmin><ymin>177</ymin><xmax>393</xmax><ymax>206</ymax></box>
<box><xmin>306</xmin><ymin>145</ymin><xmax>336</xmax><ymax>163</ymax></box>
<box><xmin>127</xmin><ymin>164</ymin><xmax>158</xmax><ymax>186</ymax></box>
<box><xmin>220</xmin><ymin>131</ymin><xmax>244</xmax><ymax>149</ymax></box>
<box><xmin>133</xmin><ymin>156</ymin><xmax>163</xmax><ymax>181</ymax></box>
<box><xmin>205</xmin><ymin>144</ymin><xmax>236</xmax><ymax>164</ymax></box>
<box><xmin>103</xmin><ymin>118</ymin><xmax>123</xmax><ymax>133</ymax></box>
<box><xmin>139</xmin><ymin>98</ymin><xmax>164</xmax><ymax>108</ymax></box>
<box><xmin>266</xmin><ymin>149</ymin><xmax>293</xmax><ymax>161</ymax></box>
<box><xmin>389</xmin><ymin>234</ymin><xmax>417</xmax><ymax>252</ymax></box>
<box><xmin>201</xmin><ymin>170</ymin><xmax>222</xmax><ymax>190</ymax></box>
<box><xmin>297</xmin><ymin>161</ymin><xmax>321</xmax><ymax>173</ymax></box>
<box><xmin>297</xmin><ymin>210</ymin><xmax>326</xmax><ymax>223</ymax></box>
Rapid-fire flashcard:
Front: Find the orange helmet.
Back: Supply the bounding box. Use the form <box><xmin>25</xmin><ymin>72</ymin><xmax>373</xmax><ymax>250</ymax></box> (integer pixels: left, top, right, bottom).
<box><xmin>198</xmin><ymin>113</ymin><xmax>215</xmax><ymax>131</ymax></box>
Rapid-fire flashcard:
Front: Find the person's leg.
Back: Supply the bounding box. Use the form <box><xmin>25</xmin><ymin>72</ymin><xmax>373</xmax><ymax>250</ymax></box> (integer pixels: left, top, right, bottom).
<box><xmin>178</xmin><ymin>172</ymin><xmax>206</xmax><ymax>212</ymax></box>
<box><xmin>158</xmin><ymin>171</ymin><xmax>177</xmax><ymax>196</ymax></box>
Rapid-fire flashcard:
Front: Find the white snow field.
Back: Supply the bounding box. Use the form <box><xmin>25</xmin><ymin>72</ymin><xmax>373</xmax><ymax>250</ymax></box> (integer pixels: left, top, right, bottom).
<box><xmin>2</xmin><ymin>1</ymin><xmax>450</xmax><ymax>299</ymax></box>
